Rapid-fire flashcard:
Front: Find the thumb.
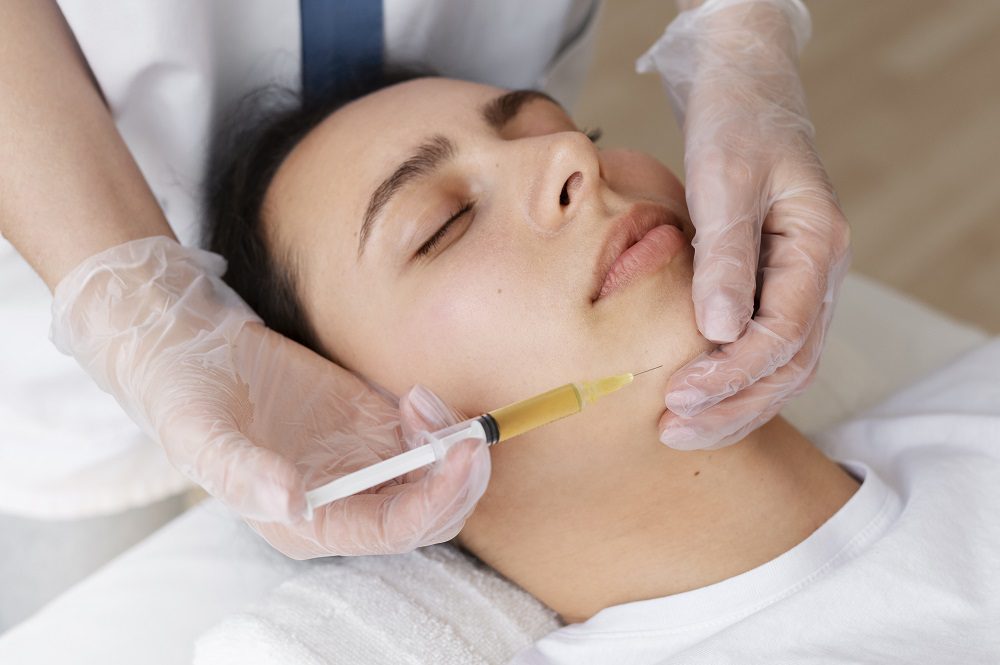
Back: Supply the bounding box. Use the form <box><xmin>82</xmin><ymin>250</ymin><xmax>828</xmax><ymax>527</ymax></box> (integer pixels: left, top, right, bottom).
<box><xmin>686</xmin><ymin>172</ymin><xmax>764</xmax><ymax>343</ymax></box>
<box><xmin>398</xmin><ymin>383</ymin><xmax>468</xmax><ymax>444</ymax></box>
<box><xmin>398</xmin><ymin>384</ymin><xmax>492</xmax><ymax>524</ymax></box>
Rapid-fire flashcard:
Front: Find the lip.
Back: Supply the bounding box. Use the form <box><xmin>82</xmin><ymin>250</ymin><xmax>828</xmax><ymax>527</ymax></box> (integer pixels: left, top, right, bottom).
<box><xmin>590</xmin><ymin>202</ymin><xmax>687</xmax><ymax>302</ymax></box>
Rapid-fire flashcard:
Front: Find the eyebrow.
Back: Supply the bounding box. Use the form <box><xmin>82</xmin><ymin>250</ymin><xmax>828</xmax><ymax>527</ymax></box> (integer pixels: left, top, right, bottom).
<box><xmin>480</xmin><ymin>89</ymin><xmax>563</xmax><ymax>132</ymax></box>
<box><xmin>357</xmin><ymin>135</ymin><xmax>455</xmax><ymax>258</ymax></box>
<box><xmin>357</xmin><ymin>89</ymin><xmax>565</xmax><ymax>258</ymax></box>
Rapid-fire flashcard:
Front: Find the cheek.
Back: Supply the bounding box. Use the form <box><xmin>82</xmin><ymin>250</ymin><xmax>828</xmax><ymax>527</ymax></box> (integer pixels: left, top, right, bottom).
<box><xmin>373</xmin><ymin>264</ymin><xmax>527</xmax><ymax>413</ymax></box>
<box><xmin>383</xmin><ymin>250</ymin><xmax>589</xmax><ymax>416</ymax></box>
<box><xmin>601</xmin><ymin>149</ymin><xmax>686</xmax><ymax>210</ymax></box>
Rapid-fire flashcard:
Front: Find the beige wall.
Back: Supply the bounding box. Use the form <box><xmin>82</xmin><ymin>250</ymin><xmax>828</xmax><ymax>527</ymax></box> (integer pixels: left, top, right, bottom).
<box><xmin>575</xmin><ymin>0</ymin><xmax>1000</xmax><ymax>332</ymax></box>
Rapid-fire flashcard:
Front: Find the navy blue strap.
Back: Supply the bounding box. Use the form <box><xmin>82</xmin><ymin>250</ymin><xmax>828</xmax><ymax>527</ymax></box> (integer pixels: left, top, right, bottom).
<box><xmin>300</xmin><ymin>0</ymin><xmax>384</xmax><ymax>104</ymax></box>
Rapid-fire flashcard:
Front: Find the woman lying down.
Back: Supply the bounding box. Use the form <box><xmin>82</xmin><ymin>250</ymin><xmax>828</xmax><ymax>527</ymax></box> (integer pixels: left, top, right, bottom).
<box><xmin>203</xmin><ymin>75</ymin><xmax>1000</xmax><ymax>663</ymax></box>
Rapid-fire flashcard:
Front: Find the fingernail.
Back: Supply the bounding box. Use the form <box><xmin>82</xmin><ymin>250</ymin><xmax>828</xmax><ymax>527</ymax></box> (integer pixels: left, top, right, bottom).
<box><xmin>659</xmin><ymin>426</ymin><xmax>702</xmax><ymax>450</ymax></box>
<box><xmin>665</xmin><ymin>388</ymin><xmax>706</xmax><ymax>416</ymax></box>
<box><xmin>406</xmin><ymin>384</ymin><xmax>447</xmax><ymax>425</ymax></box>
<box><xmin>701</xmin><ymin>295</ymin><xmax>744</xmax><ymax>343</ymax></box>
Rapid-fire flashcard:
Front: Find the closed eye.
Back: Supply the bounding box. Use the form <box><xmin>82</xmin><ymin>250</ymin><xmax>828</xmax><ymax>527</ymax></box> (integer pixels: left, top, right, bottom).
<box><xmin>416</xmin><ymin>201</ymin><xmax>474</xmax><ymax>257</ymax></box>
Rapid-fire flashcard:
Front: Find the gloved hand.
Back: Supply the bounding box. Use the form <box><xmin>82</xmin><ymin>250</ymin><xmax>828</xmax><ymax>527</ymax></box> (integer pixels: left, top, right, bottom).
<box><xmin>50</xmin><ymin>236</ymin><xmax>491</xmax><ymax>557</ymax></box>
<box><xmin>637</xmin><ymin>0</ymin><xmax>851</xmax><ymax>450</ymax></box>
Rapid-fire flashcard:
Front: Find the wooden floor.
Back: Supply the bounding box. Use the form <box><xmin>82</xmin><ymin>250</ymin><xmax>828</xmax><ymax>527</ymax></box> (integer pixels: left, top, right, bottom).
<box><xmin>575</xmin><ymin>0</ymin><xmax>1000</xmax><ymax>333</ymax></box>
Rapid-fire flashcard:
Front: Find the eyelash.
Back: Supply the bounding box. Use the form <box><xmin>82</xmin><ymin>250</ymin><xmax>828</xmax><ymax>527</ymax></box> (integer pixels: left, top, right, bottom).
<box><xmin>416</xmin><ymin>201</ymin><xmax>474</xmax><ymax>257</ymax></box>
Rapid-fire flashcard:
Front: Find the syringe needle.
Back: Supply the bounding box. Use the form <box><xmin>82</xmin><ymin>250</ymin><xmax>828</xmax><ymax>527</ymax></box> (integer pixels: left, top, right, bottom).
<box><xmin>632</xmin><ymin>365</ymin><xmax>663</xmax><ymax>377</ymax></box>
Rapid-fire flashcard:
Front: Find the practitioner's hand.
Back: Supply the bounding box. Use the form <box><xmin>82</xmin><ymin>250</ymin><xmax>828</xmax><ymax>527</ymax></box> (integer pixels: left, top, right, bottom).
<box><xmin>249</xmin><ymin>381</ymin><xmax>490</xmax><ymax>558</ymax></box>
<box><xmin>50</xmin><ymin>236</ymin><xmax>490</xmax><ymax>557</ymax></box>
<box><xmin>637</xmin><ymin>0</ymin><xmax>851</xmax><ymax>450</ymax></box>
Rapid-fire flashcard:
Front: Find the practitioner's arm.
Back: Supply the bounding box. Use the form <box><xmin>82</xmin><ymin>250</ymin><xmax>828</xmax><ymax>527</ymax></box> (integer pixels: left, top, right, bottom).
<box><xmin>0</xmin><ymin>0</ymin><xmax>174</xmax><ymax>288</ymax></box>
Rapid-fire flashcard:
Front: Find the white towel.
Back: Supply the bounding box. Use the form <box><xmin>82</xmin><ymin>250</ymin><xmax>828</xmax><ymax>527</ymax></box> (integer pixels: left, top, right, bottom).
<box><xmin>193</xmin><ymin>544</ymin><xmax>561</xmax><ymax>664</ymax></box>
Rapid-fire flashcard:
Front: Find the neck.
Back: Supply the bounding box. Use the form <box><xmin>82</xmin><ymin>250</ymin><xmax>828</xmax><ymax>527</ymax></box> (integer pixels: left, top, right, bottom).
<box><xmin>456</xmin><ymin>416</ymin><xmax>859</xmax><ymax>624</ymax></box>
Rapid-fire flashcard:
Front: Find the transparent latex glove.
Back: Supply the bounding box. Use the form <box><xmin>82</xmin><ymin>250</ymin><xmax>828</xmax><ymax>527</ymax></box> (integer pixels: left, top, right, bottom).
<box><xmin>50</xmin><ymin>236</ymin><xmax>491</xmax><ymax>557</ymax></box>
<box><xmin>260</xmin><ymin>382</ymin><xmax>494</xmax><ymax>555</ymax></box>
<box><xmin>637</xmin><ymin>0</ymin><xmax>851</xmax><ymax>450</ymax></box>
<box><xmin>250</xmin><ymin>382</ymin><xmax>491</xmax><ymax>558</ymax></box>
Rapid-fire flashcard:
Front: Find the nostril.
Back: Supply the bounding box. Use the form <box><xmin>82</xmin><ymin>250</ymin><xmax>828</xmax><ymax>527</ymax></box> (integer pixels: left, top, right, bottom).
<box><xmin>560</xmin><ymin>171</ymin><xmax>583</xmax><ymax>207</ymax></box>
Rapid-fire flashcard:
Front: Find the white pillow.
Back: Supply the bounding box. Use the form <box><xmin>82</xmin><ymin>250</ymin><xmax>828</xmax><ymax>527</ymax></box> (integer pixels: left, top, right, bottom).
<box><xmin>0</xmin><ymin>240</ymin><xmax>189</xmax><ymax>519</ymax></box>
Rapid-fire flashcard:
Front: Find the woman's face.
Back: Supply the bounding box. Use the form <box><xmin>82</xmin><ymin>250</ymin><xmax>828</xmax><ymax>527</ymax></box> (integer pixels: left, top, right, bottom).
<box><xmin>266</xmin><ymin>77</ymin><xmax>712</xmax><ymax>437</ymax></box>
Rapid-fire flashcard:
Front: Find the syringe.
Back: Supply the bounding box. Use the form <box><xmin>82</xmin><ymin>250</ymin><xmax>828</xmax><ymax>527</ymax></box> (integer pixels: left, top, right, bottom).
<box><xmin>305</xmin><ymin>365</ymin><xmax>662</xmax><ymax>513</ymax></box>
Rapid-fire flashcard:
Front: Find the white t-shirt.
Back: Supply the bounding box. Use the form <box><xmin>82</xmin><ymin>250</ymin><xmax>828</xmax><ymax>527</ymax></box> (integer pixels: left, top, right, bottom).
<box><xmin>513</xmin><ymin>340</ymin><xmax>1000</xmax><ymax>664</ymax></box>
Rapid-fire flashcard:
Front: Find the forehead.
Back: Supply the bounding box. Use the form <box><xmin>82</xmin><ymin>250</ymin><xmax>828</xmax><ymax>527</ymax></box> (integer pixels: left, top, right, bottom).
<box><xmin>265</xmin><ymin>78</ymin><xmax>503</xmax><ymax>257</ymax></box>
<box><xmin>335</xmin><ymin>77</ymin><xmax>506</xmax><ymax>139</ymax></box>
<box><xmin>271</xmin><ymin>78</ymin><xmax>504</xmax><ymax>215</ymax></box>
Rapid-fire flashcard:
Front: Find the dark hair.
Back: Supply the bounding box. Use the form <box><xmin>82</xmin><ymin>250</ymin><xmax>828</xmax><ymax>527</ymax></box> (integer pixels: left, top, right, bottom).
<box><xmin>203</xmin><ymin>69</ymin><xmax>430</xmax><ymax>357</ymax></box>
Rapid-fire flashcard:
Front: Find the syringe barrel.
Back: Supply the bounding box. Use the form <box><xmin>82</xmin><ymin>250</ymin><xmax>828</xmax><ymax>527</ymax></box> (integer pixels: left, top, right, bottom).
<box><xmin>486</xmin><ymin>383</ymin><xmax>583</xmax><ymax>443</ymax></box>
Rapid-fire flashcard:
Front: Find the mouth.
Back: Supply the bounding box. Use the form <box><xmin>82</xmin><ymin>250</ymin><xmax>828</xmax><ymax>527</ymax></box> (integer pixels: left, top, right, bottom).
<box><xmin>590</xmin><ymin>201</ymin><xmax>688</xmax><ymax>303</ymax></box>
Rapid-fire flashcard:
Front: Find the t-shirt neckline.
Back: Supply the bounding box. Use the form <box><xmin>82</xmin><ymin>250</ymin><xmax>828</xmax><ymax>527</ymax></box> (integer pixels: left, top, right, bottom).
<box><xmin>556</xmin><ymin>460</ymin><xmax>901</xmax><ymax>637</ymax></box>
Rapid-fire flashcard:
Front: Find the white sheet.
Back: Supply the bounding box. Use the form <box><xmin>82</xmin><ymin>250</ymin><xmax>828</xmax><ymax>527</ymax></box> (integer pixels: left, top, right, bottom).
<box><xmin>0</xmin><ymin>273</ymin><xmax>990</xmax><ymax>664</ymax></box>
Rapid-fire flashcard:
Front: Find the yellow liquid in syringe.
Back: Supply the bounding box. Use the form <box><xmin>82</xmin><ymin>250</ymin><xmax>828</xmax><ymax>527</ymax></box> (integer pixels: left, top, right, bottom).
<box><xmin>487</xmin><ymin>372</ymin><xmax>636</xmax><ymax>443</ymax></box>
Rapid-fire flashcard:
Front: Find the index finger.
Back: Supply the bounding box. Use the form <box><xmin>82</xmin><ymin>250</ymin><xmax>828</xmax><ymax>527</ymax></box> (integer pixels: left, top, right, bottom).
<box><xmin>666</xmin><ymin>224</ymin><xmax>843</xmax><ymax>417</ymax></box>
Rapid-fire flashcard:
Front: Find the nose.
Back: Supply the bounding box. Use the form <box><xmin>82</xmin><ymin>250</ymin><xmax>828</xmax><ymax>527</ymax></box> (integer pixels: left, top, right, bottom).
<box><xmin>519</xmin><ymin>131</ymin><xmax>601</xmax><ymax>236</ymax></box>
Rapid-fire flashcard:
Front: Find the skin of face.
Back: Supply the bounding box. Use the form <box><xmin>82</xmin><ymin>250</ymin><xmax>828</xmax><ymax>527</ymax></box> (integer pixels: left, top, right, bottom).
<box><xmin>263</xmin><ymin>77</ymin><xmax>861</xmax><ymax>623</ymax></box>
<box><xmin>265</xmin><ymin>75</ymin><xmax>715</xmax><ymax>507</ymax></box>
<box><xmin>267</xmin><ymin>76</ymin><xmax>711</xmax><ymax>421</ymax></box>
